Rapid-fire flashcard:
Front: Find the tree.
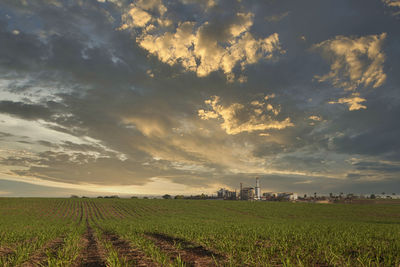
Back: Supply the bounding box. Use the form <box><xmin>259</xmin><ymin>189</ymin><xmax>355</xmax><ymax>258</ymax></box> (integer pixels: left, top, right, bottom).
<box><xmin>130</xmin><ymin>196</ymin><xmax>138</xmax><ymax>199</ymax></box>
<box><xmin>174</xmin><ymin>195</ymin><xmax>184</xmax><ymax>199</ymax></box>
<box><xmin>162</xmin><ymin>194</ymin><xmax>172</xmax><ymax>199</ymax></box>
<box><xmin>370</xmin><ymin>194</ymin><xmax>376</xmax><ymax>199</ymax></box>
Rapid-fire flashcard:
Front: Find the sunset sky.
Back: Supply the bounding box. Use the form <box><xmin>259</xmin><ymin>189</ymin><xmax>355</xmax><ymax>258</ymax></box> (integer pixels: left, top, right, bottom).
<box><xmin>0</xmin><ymin>0</ymin><xmax>400</xmax><ymax>197</ymax></box>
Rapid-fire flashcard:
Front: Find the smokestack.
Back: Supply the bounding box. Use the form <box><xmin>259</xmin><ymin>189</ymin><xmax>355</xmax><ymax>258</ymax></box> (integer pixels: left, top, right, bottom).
<box><xmin>255</xmin><ymin>177</ymin><xmax>261</xmax><ymax>200</ymax></box>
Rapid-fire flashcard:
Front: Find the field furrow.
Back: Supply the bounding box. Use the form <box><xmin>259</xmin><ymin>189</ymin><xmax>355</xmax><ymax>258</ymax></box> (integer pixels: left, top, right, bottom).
<box><xmin>74</xmin><ymin>220</ymin><xmax>106</xmax><ymax>267</ymax></box>
<box><xmin>1</xmin><ymin>198</ymin><xmax>399</xmax><ymax>266</ymax></box>
<box><xmin>102</xmin><ymin>231</ymin><xmax>159</xmax><ymax>267</ymax></box>
<box><xmin>146</xmin><ymin>232</ymin><xmax>226</xmax><ymax>267</ymax></box>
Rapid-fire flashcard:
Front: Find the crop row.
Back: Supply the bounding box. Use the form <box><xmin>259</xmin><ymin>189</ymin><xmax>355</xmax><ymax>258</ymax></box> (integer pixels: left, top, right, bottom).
<box><xmin>0</xmin><ymin>198</ymin><xmax>399</xmax><ymax>266</ymax></box>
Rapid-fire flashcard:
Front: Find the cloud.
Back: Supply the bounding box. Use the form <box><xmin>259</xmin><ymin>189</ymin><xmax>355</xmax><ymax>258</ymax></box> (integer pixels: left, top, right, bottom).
<box><xmin>265</xmin><ymin>11</ymin><xmax>290</xmax><ymax>23</ymax></box>
<box><xmin>179</xmin><ymin>0</ymin><xmax>216</xmax><ymax>9</ymax></box>
<box><xmin>309</xmin><ymin>115</ymin><xmax>322</xmax><ymax>121</ymax></box>
<box><xmin>313</xmin><ymin>33</ymin><xmax>387</xmax><ymax>91</ymax></box>
<box><xmin>1</xmin><ymin>0</ymin><xmax>400</xmax><ymax>195</ymax></box>
<box><xmin>120</xmin><ymin>1</ymin><xmax>284</xmax><ymax>81</ymax></box>
<box><xmin>328</xmin><ymin>93</ymin><xmax>367</xmax><ymax>111</ymax></box>
<box><xmin>382</xmin><ymin>0</ymin><xmax>400</xmax><ymax>16</ymax></box>
<box><xmin>198</xmin><ymin>96</ymin><xmax>293</xmax><ymax>135</ymax></box>
<box><xmin>0</xmin><ymin>101</ymin><xmax>54</xmax><ymax>120</ymax></box>
<box><xmin>383</xmin><ymin>0</ymin><xmax>400</xmax><ymax>7</ymax></box>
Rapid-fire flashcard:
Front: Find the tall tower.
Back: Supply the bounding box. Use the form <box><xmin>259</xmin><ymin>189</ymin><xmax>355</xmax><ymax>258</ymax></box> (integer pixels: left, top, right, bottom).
<box><xmin>255</xmin><ymin>177</ymin><xmax>261</xmax><ymax>200</ymax></box>
<box><xmin>240</xmin><ymin>183</ymin><xmax>243</xmax><ymax>200</ymax></box>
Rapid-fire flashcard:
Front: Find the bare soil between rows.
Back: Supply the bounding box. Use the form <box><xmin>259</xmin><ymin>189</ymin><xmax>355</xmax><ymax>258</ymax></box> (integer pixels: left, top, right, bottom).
<box><xmin>102</xmin><ymin>231</ymin><xmax>159</xmax><ymax>267</ymax></box>
<box><xmin>75</xmin><ymin>222</ymin><xmax>106</xmax><ymax>267</ymax></box>
<box><xmin>146</xmin><ymin>232</ymin><xmax>226</xmax><ymax>267</ymax></box>
<box><xmin>21</xmin><ymin>237</ymin><xmax>65</xmax><ymax>267</ymax></box>
<box><xmin>0</xmin><ymin>246</ymin><xmax>14</xmax><ymax>257</ymax></box>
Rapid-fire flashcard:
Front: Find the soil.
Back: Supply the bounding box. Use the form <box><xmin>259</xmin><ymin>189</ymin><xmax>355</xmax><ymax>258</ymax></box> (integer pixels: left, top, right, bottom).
<box><xmin>74</xmin><ymin>220</ymin><xmax>106</xmax><ymax>267</ymax></box>
<box><xmin>102</xmin><ymin>231</ymin><xmax>159</xmax><ymax>267</ymax></box>
<box><xmin>21</xmin><ymin>237</ymin><xmax>64</xmax><ymax>267</ymax></box>
<box><xmin>0</xmin><ymin>246</ymin><xmax>14</xmax><ymax>257</ymax></box>
<box><xmin>146</xmin><ymin>232</ymin><xmax>226</xmax><ymax>267</ymax></box>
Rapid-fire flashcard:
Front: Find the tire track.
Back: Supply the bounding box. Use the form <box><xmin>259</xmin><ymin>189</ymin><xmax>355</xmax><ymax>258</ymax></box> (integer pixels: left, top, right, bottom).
<box><xmin>146</xmin><ymin>232</ymin><xmax>226</xmax><ymax>267</ymax></box>
<box><xmin>102</xmin><ymin>231</ymin><xmax>159</xmax><ymax>267</ymax></box>
<box><xmin>74</xmin><ymin>202</ymin><xmax>106</xmax><ymax>267</ymax></box>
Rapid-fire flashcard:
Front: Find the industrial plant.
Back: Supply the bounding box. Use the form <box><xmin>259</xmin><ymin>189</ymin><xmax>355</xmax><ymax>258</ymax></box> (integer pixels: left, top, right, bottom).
<box><xmin>217</xmin><ymin>177</ymin><xmax>298</xmax><ymax>201</ymax></box>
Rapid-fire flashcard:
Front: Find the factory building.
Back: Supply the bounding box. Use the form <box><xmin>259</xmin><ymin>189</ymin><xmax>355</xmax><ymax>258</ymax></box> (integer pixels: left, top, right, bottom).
<box><xmin>241</xmin><ymin>187</ymin><xmax>255</xmax><ymax>200</ymax></box>
<box><xmin>217</xmin><ymin>188</ymin><xmax>237</xmax><ymax>200</ymax></box>
<box><xmin>239</xmin><ymin>178</ymin><xmax>261</xmax><ymax>200</ymax></box>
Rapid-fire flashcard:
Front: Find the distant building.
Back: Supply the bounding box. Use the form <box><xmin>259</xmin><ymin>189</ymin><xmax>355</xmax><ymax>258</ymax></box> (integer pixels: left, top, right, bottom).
<box><xmin>262</xmin><ymin>192</ymin><xmax>298</xmax><ymax>201</ymax></box>
<box><xmin>278</xmin><ymin>192</ymin><xmax>298</xmax><ymax>200</ymax></box>
<box><xmin>241</xmin><ymin>187</ymin><xmax>255</xmax><ymax>200</ymax></box>
<box><xmin>217</xmin><ymin>188</ymin><xmax>237</xmax><ymax>200</ymax></box>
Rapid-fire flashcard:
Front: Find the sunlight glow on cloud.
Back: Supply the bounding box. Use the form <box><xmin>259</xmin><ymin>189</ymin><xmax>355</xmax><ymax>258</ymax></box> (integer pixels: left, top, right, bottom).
<box><xmin>120</xmin><ymin>1</ymin><xmax>283</xmax><ymax>82</ymax></box>
<box><xmin>309</xmin><ymin>115</ymin><xmax>322</xmax><ymax>121</ymax></box>
<box><xmin>198</xmin><ymin>96</ymin><xmax>293</xmax><ymax>135</ymax></box>
<box><xmin>1</xmin><ymin>0</ymin><xmax>399</xmax><ymax>195</ymax></box>
<box><xmin>382</xmin><ymin>0</ymin><xmax>400</xmax><ymax>8</ymax></box>
<box><xmin>328</xmin><ymin>93</ymin><xmax>367</xmax><ymax>111</ymax></box>
<box><xmin>314</xmin><ymin>33</ymin><xmax>387</xmax><ymax>91</ymax></box>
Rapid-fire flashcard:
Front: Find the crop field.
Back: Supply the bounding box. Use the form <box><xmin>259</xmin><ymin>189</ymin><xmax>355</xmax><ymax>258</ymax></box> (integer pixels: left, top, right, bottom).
<box><xmin>0</xmin><ymin>199</ymin><xmax>399</xmax><ymax>267</ymax></box>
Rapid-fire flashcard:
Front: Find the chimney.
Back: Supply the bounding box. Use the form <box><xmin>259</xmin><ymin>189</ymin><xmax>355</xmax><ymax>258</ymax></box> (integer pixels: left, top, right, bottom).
<box><xmin>255</xmin><ymin>177</ymin><xmax>261</xmax><ymax>200</ymax></box>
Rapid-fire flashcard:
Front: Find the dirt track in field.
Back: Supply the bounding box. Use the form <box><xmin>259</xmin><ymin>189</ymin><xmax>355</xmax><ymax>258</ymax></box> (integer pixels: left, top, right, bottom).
<box><xmin>75</xmin><ymin>218</ymin><xmax>106</xmax><ymax>267</ymax></box>
<box><xmin>102</xmin><ymin>231</ymin><xmax>159</xmax><ymax>267</ymax></box>
<box><xmin>146</xmin><ymin>232</ymin><xmax>226</xmax><ymax>267</ymax></box>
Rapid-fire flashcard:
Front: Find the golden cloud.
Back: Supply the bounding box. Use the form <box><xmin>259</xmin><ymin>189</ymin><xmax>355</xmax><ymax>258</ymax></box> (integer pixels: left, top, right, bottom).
<box><xmin>382</xmin><ymin>0</ymin><xmax>400</xmax><ymax>7</ymax></box>
<box><xmin>309</xmin><ymin>115</ymin><xmax>322</xmax><ymax>121</ymax></box>
<box><xmin>198</xmin><ymin>96</ymin><xmax>293</xmax><ymax>135</ymax></box>
<box><xmin>314</xmin><ymin>33</ymin><xmax>387</xmax><ymax>91</ymax></box>
<box><xmin>328</xmin><ymin>93</ymin><xmax>367</xmax><ymax>111</ymax></box>
<box><xmin>120</xmin><ymin>2</ymin><xmax>283</xmax><ymax>82</ymax></box>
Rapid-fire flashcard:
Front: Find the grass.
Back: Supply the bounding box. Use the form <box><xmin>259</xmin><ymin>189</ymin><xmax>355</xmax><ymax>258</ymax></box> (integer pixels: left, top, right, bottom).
<box><xmin>0</xmin><ymin>198</ymin><xmax>399</xmax><ymax>266</ymax></box>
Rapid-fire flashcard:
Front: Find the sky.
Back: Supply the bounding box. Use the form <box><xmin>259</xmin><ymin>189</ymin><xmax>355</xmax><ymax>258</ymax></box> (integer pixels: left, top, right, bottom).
<box><xmin>0</xmin><ymin>0</ymin><xmax>400</xmax><ymax>197</ymax></box>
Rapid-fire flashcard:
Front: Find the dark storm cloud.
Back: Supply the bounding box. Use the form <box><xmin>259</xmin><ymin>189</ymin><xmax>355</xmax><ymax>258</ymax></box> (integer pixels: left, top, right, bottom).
<box><xmin>326</xmin><ymin>99</ymin><xmax>400</xmax><ymax>159</ymax></box>
<box><xmin>353</xmin><ymin>161</ymin><xmax>400</xmax><ymax>173</ymax></box>
<box><xmin>0</xmin><ymin>101</ymin><xmax>53</xmax><ymax>120</ymax></box>
<box><xmin>0</xmin><ymin>0</ymin><xmax>399</xmax><ymax>194</ymax></box>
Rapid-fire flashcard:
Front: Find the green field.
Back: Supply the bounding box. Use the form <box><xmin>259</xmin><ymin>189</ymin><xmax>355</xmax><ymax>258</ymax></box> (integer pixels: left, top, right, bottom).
<box><xmin>0</xmin><ymin>198</ymin><xmax>399</xmax><ymax>266</ymax></box>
